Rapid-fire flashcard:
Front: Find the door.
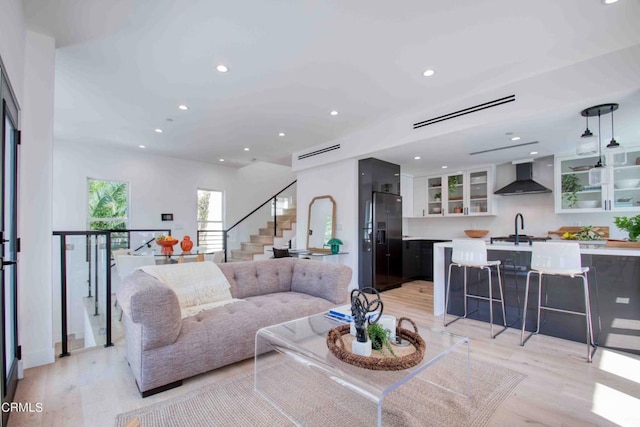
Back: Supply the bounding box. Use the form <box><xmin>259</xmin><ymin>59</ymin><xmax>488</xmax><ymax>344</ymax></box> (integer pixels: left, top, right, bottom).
<box><xmin>373</xmin><ymin>192</ymin><xmax>389</xmax><ymax>290</ymax></box>
<box><xmin>1</xmin><ymin>96</ymin><xmax>20</xmax><ymax>425</ymax></box>
<box><xmin>373</xmin><ymin>192</ymin><xmax>403</xmax><ymax>292</ymax></box>
<box><xmin>386</xmin><ymin>194</ymin><xmax>403</xmax><ymax>288</ymax></box>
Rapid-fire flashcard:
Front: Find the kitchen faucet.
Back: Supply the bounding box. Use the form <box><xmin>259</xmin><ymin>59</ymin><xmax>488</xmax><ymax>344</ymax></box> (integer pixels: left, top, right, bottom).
<box><xmin>514</xmin><ymin>213</ymin><xmax>524</xmax><ymax>246</ymax></box>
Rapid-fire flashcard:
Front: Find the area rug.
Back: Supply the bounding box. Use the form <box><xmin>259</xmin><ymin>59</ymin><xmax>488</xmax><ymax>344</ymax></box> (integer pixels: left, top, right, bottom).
<box><xmin>116</xmin><ymin>355</ymin><xmax>525</xmax><ymax>427</ymax></box>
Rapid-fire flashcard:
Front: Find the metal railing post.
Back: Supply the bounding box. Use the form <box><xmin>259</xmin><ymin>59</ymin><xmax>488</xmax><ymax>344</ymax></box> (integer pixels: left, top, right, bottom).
<box><xmin>223</xmin><ymin>232</ymin><xmax>228</xmax><ymax>262</ymax></box>
<box><xmin>94</xmin><ymin>235</ymin><xmax>99</xmax><ymax>316</ymax></box>
<box><xmin>59</xmin><ymin>235</ymin><xmax>69</xmax><ymax>357</ymax></box>
<box><xmin>273</xmin><ymin>196</ymin><xmax>277</xmax><ymax>237</ymax></box>
<box><xmin>86</xmin><ymin>236</ymin><xmax>92</xmax><ymax>298</ymax></box>
<box><xmin>105</xmin><ymin>232</ymin><xmax>113</xmax><ymax>347</ymax></box>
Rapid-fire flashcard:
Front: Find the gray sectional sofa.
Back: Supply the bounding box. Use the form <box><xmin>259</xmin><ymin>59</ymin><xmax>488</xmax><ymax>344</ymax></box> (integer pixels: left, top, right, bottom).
<box><xmin>117</xmin><ymin>258</ymin><xmax>352</xmax><ymax>396</ymax></box>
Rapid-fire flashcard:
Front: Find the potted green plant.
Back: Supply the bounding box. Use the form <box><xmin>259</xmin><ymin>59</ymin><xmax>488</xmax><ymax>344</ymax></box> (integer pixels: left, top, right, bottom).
<box><xmin>561</xmin><ymin>174</ymin><xmax>582</xmax><ymax>208</ymax></box>
<box><xmin>614</xmin><ymin>215</ymin><xmax>640</xmax><ymax>241</ymax></box>
<box><xmin>433</xmin><ymin>192</ymin><xmax>441</xmax><ymax>202</ymax></box>
<box><xmin>367</xmin><ymin>323</ymin><xmax>396</xmax><ymax>357</ymax></box>
<box><xmin>448</xmin><ymin>176</ymin><xmax>460</xmax><ymax>195</ymax></box>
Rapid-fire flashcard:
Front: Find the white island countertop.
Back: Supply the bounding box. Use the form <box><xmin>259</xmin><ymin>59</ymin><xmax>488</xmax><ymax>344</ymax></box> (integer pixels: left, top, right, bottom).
<box><xmin>434</xmin><ymin>241</ymin><xmax>640</xmax><ymax>257</ymax></box>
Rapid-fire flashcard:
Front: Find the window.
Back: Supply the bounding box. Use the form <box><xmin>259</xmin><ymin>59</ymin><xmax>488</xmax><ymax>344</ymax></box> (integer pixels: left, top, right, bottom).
<box><xmin>197</xmin><ymin>189</ymin><xmax>224</xmax><ymax>251</ymax></box>
<box><xmin>88</xmin><ymin>179</ymin><xmax>129</xmax><ymax>231</ymax></box>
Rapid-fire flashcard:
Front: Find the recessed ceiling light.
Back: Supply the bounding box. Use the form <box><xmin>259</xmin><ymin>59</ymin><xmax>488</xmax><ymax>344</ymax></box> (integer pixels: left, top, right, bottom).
<box><xmin>178</xmin><ymin>105</ymin><xmax>188</xmax><ymax>110</ymax></box>
<box><xmin>278</xmin><ymin>132</ymin><xmax>285</xmax><ymax>137</ymax></box>
<box><xmin>602</xmin><ymin>0</ymin><xmax>619</xmax><ymax>4</ymax></box>
<box><xmin>441</xmin><ymin>165</ymin><xmax>448</xmax><ymax>169</ymax></box>
<box><xmin>422</xmin><ymin>69</ymin><xmax>435</xmax><ymax>77</ymax></box>
<box><xmin>511</xmin><ymin>136</ymin><xmax>521</xmax><ymax>141</ymax></box>
<box><xmin>219</xmin><ymin>158</ymin><xmax>225</xmax><ymax>162</ymax></box>
<box><xmin>529</xmin><ymin>151</ymin><xmax>538</xmax><ymax>155</ymax></box>
<box><xmin>216</xmin><ymin>65</ymin><xmax>228</xmax><ymax>73</ymax></box>
<box><xmin>330</xmin><ymin>110</ymin><xmax>339</xmax><ymax>116</ymax></box>
<box><xmin>154</xmin><ymin>128</ymin><xmax>163</xmax><ymax>133</ymax></box>
<box><xmin>243</xmin><ymin>147</ymin><xmax>250</xmax><ymax>151</ymax></box>
<box><xmin>139</xmin><ymin>145</ymin><xmax>146</xmax><ymax>149</ymax></box>
<box><xmin>414</xmin><ymin>156</ymin><xmax>421</xmax><ymax>160</ymax></box>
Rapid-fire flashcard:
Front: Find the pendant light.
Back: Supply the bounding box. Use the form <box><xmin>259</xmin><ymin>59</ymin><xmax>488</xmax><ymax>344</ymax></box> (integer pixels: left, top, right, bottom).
<box><xmin>605</xmin><ymin>104</ymin><xmax>626</xmax><ymax>165</ymax></box>
<box><xmin>580</xmin><ymin>103</ymin><xmax>619</xmax><ymax>185</ymax></box>
<box><xmin>588</xmin><ymin>109</ymin><xmax>607</xmax><ymax>186</ymax></box>
<box><xmin>576</xmin><ymin>115</ymin><xmax>597</xmax><ymax>155</ymax></box>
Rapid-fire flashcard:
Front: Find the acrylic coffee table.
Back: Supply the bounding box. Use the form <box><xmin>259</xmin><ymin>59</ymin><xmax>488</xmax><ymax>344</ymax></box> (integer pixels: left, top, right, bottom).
<box><xmin>255</xmin><ymin>313</ymin><xmax>470</xmax><ymax>427</ymax></box>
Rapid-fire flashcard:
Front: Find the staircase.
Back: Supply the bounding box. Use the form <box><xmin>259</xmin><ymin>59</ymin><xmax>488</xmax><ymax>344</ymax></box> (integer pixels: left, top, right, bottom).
<box><xmin>228</xmin><ymin>207</ymin><xmax>297</xmax><ymax>262</ymax></box>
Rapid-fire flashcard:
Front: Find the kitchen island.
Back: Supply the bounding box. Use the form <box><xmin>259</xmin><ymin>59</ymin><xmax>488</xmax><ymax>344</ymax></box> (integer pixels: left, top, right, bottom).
<box><xmin>434</xmin><ymin>241</ymin><xmax>640</xmax><ymax>354</ymax></box>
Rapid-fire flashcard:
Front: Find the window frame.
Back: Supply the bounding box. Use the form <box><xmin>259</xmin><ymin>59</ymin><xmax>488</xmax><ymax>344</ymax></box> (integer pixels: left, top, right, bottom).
<box><xmin>197</xmin><ymin>188</ymin><xmax>225</xmax><ymax>251</ymax></box>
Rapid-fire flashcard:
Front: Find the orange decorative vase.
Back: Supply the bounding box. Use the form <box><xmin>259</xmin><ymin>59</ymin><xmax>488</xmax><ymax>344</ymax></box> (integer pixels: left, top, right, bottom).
<box><xmin>157</xmin><ymin>238</ymin><xmax>178</xmax><ymax>255</ymax></box>
<box><xmin>181</xmin><ymin>236</ymin><xmax>193</xmax><ymax>252</ymax></box>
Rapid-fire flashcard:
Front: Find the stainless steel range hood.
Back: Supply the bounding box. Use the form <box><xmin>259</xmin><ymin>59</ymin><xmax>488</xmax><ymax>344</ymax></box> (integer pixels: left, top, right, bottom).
<box><xmin>494</xmin><ymin>161</ymin><xmax>551</xmax><ymax>196</ymax></box>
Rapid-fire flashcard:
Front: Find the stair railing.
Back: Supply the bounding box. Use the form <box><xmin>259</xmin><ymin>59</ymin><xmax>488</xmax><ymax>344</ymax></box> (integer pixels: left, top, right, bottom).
<box><xmin>217</xmin><ymin>180</ymin><xmax>297</xmax><ymax>262</ymax></box>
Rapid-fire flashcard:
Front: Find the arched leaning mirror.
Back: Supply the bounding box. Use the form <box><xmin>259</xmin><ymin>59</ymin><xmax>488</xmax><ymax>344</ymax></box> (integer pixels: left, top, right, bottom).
<box><xmin>307</xmin><ymin>195</ymin><xmax>336</xmax><ymax>252</ymax></box>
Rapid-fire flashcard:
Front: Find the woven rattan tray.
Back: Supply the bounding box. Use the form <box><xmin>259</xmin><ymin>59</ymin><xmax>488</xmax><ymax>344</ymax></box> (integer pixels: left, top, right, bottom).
<box><xmin>326</xmin><ymin>317</ymin><xmax>425</xmax><ymax>370</ymax></box>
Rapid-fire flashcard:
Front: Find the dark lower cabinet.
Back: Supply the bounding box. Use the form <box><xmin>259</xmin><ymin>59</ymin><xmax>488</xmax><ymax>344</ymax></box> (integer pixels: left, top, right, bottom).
<box><xmin>403</xmin><ymin>239</ymin><xmax>447</xmax><ymax>281</ymax></box>
<box><xmin>403</xmin><ymin>241</ymin><xmax>421</xmax><ymax>279</ymax></box>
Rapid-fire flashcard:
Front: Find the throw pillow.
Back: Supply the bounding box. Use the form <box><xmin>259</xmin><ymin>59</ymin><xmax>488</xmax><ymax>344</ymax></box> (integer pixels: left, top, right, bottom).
<box><xmin>272</xmin><ymin>247</ymin><xmax>290</xmax><ymax>258</ymax></box>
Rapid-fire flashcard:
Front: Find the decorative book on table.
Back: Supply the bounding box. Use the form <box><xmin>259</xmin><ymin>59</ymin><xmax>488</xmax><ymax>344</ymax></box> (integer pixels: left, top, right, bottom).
<box><xmin>326</xmin><ymin>304</ymin><xmax>379</xmax><ymax>323</ymax></box>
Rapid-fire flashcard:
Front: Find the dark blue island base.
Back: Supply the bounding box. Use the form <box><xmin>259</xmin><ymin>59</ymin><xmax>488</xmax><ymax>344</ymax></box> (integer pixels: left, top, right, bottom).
<box><xmin>444</xmin><ymin>248</ymin><xmax>640</xmax><ymax>355</ymax></box>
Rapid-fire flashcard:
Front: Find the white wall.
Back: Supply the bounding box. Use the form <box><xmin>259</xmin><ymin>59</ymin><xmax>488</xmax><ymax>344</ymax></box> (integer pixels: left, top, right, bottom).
<box><xmin>405</xmin><ymin>158</ymin><xmax>628</xmax><ymax>240</ymax></box>
<box><xmin>0</xmin><ymin>0</ymin><xmax>26</xmax><ymax>104</ymax></box>
<box><xmin>296</xmin><ymin>159</ymin><xmax>359</xmax><ymax>290</ymax></box>
<box><xmin>53</xmin><ymin>141</ymin><xmax>295</xmax><ymax>235</ymax></box>
<box><xmin>19</xmin><ymin>31</ymin><xmax>56</xmax><ymax>368</ymax></box>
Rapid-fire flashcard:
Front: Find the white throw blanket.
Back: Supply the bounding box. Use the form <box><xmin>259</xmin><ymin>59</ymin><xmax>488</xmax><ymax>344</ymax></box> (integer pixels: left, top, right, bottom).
<box><xmin>140</xmin><ymin>262</ymin><xmax>242</xmax><ymax>318</ymax></box>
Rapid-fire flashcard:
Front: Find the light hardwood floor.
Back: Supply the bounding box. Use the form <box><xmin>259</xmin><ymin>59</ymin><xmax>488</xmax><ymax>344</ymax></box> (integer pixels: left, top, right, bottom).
<box><xmin>7</xmin><ymin>281</ymin><xmax>640</xmax><ymax>426</ymax></box>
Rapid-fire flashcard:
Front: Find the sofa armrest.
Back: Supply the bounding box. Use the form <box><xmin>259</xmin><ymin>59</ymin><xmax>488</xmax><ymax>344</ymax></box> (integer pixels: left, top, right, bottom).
<box><xmin>117</xmin><ymin>270</ymin><xmax>182</xmax><ymax>350</ymax></box>
<box><xmin>291</xmin><ymin>260</ymin><xmax>352</xmax><ymax>304</ymax></box>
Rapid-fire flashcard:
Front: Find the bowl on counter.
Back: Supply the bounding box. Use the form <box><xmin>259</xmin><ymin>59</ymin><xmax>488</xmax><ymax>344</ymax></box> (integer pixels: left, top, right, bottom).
<box><xmin>432</xmin><ymin>207</ymin><xmax>441</xmax><ymax>213</ymax></box>
<box><xmin>464</xmin><ymin>229</ymin><xmax>489</xmax><ymax>238</ymax></box>
<box><xmin>615</xmin><ymin>179</ymin><xmax>640</xmax><ymax>189</ymax></box>
<box><xmin>577</xmin><ymin>200</ymin><xmax>600</xmax><ymax>208</ymax></box>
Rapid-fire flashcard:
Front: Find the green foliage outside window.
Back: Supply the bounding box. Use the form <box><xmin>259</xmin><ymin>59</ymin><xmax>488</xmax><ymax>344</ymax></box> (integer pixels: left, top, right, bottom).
<box><xmin>88</xmin><ymin>180</ymin><xmax>128</xmax><ymax>230</ymax></box>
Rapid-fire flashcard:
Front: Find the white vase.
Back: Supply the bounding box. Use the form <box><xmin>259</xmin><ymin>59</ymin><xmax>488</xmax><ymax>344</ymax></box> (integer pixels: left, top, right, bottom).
<box><xmin>352</xmin><ymin>339</ymin><xmax>372</xmax><ymax>357</ymax></box>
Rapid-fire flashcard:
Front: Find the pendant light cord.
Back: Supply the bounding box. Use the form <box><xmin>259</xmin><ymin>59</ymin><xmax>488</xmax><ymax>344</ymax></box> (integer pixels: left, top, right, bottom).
<box><xmin>597</xmin><ymin>112</ymin><xmax>602</xmax><ymax>167</ymax></box>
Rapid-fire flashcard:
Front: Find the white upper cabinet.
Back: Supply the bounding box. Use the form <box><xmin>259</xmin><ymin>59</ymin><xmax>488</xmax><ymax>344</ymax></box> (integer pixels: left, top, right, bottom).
<box><xmin>424</xmin><ymin>166</ymin><xmax>496</xmax><ymax>217</ymax></box>
<box><xmin>555</xmin><ymin>147</ymin><xmax>640</xmax><ymax>213</ymax></box>
<box><xmin>400</xmin><ymin>173</ymin><xmax>414</xmax><ymax>217</ymax></box>
<box><xmin>412</xmin><ymin>176</ymin><xmax>427</xmax><ymax>217</ymax></box>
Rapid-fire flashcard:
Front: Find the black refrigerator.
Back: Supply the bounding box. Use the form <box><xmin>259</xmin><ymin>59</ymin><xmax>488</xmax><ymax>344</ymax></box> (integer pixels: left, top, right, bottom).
<box><xmin>372</xmin><ymin>192</ymin><xmax>403</xmax><ymax>291</ymax></box>
<box><xmin>358</xmin><ymin>158</ymin><xmax>403</xmax><ymax>293</ymax></box>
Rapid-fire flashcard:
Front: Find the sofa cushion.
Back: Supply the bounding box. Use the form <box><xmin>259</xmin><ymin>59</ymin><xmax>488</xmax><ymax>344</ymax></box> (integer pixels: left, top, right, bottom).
<box><xmin>291</xmin><ymin>260</ymin><xmax>351</xmax><ymax>304</ymax></box>
<box><xmin>140</xmin><ymin>261</ymin><xmax>232</xmax><ymax>308</ymax></box>
<box><xmin>219</xmin><ymin>258</ymin><xmax>295</xmax><ymax>299</ymax></box>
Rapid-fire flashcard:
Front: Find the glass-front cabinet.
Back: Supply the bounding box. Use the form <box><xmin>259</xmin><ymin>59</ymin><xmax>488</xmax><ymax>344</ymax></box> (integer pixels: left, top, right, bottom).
<box><xmin>555</xmin><ymin>148</ymin><xmax>640</xmax><ymax>213</ymax></box>
<box><xmin>426</xmin><ymin>176</ymin><xmax>443</xmax><ymax>216</ymax></box>
<box><xmin>425</xmin><ymin>166</ymin><xmax>495</xmax><ymax>217</ymax></box>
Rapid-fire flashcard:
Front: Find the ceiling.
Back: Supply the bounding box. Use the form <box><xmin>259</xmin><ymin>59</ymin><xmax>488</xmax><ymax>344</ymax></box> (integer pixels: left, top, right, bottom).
<box><xmin>23</xmin><ymin>0</ymin><xmax>640</xmax><ymax>169</ymax></box>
